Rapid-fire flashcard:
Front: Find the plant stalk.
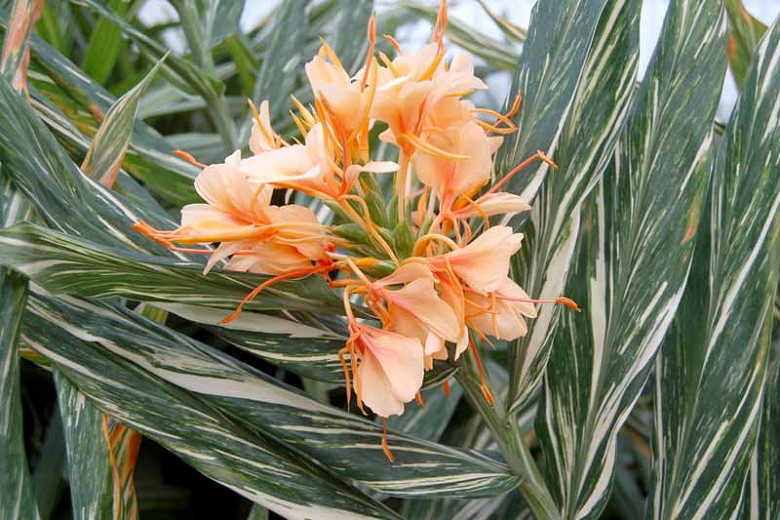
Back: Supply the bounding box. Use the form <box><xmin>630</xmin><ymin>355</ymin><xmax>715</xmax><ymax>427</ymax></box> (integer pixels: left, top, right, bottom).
<box><xmin>456</xmin><ymin>372</ymin><xmax>561</xmax><ymax>520</ymax></box>
<box><xmin>175</xmin><ymin>0</ymin><xmax>236</xmax><ymax>151</ymax></box>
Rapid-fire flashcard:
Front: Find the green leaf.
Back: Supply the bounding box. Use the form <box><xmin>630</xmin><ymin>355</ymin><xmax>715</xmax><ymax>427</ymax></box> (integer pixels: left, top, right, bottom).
<box><xmin>493</xmin><ymin>0</ymin><xmax>611</xmax><ymax>204</ymax></box>
<box><xmin>386</xmin><ymin>380</ymin><xmax>463</xmax><ymax>442</ymax></box>
<box><xmin>506</xmin><ymin>0</ymin><xmax>641</xmax><ymax>412</ymax></box>
<box><xmin>749</xmin><ymin>359</ymin><xmax>780</xmax><ymax>518</ymax></box>
<box><xmin>650</xmin><ymin>16</ymin><xmax>780</xmax><ymax>518</ymax></box>
<box><xmin>22</xmin><ymin>295</ymin><xmax>402</xmax><ymax>520</ymax></box>
<box><xmin>203</xmin><ymin>0</ymin><xmax>244</xmax><ymax>46</ymax></box>
<box><xmin>726</xmin><ymin>0</ymin><xmax>768</xmax><ymax>89</ymax></box>
<box><xmin>81</xmin><ymin>56</ymin><xmax>165</xmax><ymax>187</ymax></box>
<box><xmin>0</xmin><ymin>222</ymin><xmax>344</xmax><ymax>315</ymax></box>
<box><xmin>536</xmin><ymin>1</ymin><xmax>729</xmax><ymax>518</ymax></box>
<box><xmin>25</xmin><ymin>291</ymin><xmax>520</xmax><ymax>499</ymax></box>
<box><xmin>81</xmin><ymin>0</ymin><xmax>128</xmax><ymax>84</ymax></box>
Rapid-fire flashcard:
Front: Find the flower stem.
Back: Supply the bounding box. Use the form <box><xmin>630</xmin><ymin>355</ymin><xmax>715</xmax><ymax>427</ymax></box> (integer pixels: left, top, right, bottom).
<box><xmin>456</xmin><ymin>372</ymin><xmax>561</xmax><ymax>520</ymax></box>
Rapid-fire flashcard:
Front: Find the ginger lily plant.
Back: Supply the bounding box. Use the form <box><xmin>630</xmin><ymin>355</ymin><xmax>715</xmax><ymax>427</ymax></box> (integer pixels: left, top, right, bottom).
<box><xmin>0</xmin><ymin>0</ymin><xmax>779</xmax><ymax>519</ymax></box>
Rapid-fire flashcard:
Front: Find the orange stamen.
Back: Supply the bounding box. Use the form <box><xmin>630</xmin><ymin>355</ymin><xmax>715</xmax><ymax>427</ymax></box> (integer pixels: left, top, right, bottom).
<box><xmin>415</xmin><ymin>391</ymin><xmax>426</xmax><ymax>408</ymax></box>
<box><xmin>443</xmin><ymin>379</ymin><xmax>451</xmax><ymax>397</ymax></box>
<box><xmin>338</xmin><ymin>346</ymin><xmax>352</xmax><ymax>411</ymax></box>
<box><xmin>487</xmin><ymin>150</ymin><xmax>557</xmax><ymax>195</ymax></box>
<box><xmin>383</xmin><ymin>34</ymin><xmax>401</xmax><ymax>54</ymax></box>
<box><xmin>131</xmin><ymin>221</ymin><xmax>211</xmax><ymax>254</ymax></box>
<box><xmin>360</xmin><ymin>14</ymin><xmax>377</xmax><ymax>92</ymax></box>
<box><xmin>382</xmin><ymin>418</ymin><xmax>395</xmax><ymax>462</ymax></box>
<box><xmin>468</xmin><ymin>332</ymin><xmax>494</xmax><ymax>406</ymax></box>
<box><xmin>173</xmin><ymin>150</ymin><xmax>205</xmax><ymax>168</ymax></box>
<box><xmin>221</xmin><ymin>264</ymin><xmax>330</xmax><ymax>324</ymax></box>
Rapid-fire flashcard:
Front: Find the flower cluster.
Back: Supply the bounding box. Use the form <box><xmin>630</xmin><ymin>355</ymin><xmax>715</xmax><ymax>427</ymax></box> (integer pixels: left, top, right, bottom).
<box><xmin>133</xmin><ymin>1</ymin><xmax>575</xmax><ymax>461</ymax></box>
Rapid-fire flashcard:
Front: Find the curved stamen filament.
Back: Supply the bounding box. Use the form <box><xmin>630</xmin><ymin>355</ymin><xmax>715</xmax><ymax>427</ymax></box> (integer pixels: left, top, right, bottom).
<box><xmin>382</xmin><ymin>418</ymin><xmax>395</xmax><ymax>462</ymax></box>
<box><xmin>360</xmin><ymin>14</ymin><xmax>376</xmax><ymax>92</ymax></box>
<box><xmin>468</xmin><ymin>331</ymin><xmax>494</xmax><ymax>407</ymax></box>
<box><xmin>221</xmin><ymin>264</ymin><xmax>331</xmax><ymax>324</ymax></box>
<box><xmin>487</xmin><ymin>150</ymin><xmax>557</xmax><ymax>195</ymax></box>
<box><xmin>412</xmin><ymin>233</ymin><xmax>459</xmax><ymax>257</ymax></box>
<box><xmin>173</xmin><ymin>150</ymin><xmax>206</xmax><ymax>168</ymax></box>
<box><xmin>396</xmin><ymin>132</ymin><xmax>469</xmax><ymax>160</ymax></box>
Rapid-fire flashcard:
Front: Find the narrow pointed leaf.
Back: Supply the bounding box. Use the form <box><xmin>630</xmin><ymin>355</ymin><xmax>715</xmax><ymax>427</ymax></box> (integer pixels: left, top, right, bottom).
<box><xmin>25</xmin><ymin>291</ymin><xmax>519</xmax><ymax>499</ymax></box>
<box><xmin>536</xmin><ymin>1</ymin><xmax>729</xmax><ymax>518</ymax></box>
<box><xmin>81</xmin><ymin>57</ymin><xmax>165</xmax><ymax>187</ymax></box>
<box><xmin>494</xmin><ymin>0</ymin><xmax>610</xmax><ymax>203</ymax></box>
<box><xmin>507</xmin><ymin>0</ymin><xmax>641</xmax><ymax>412</ymax></box>
<box><xmin>650</xmin><ymin>17</ymin><xmax>780</xmax><ymax>518</ymax></box>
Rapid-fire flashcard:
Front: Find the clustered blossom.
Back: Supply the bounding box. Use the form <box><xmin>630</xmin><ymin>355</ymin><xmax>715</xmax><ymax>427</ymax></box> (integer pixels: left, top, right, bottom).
<box><xmin>133</xmin><ymin>1</ymin><xmax>575</xmax><ymax>461</ymax></box>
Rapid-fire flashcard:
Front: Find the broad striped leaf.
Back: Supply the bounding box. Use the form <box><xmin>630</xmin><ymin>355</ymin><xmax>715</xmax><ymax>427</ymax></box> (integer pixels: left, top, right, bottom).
<box><xmin>81</xmin><ymin>57</ymin><xmax>165</xmax><ymax>187</ymax></box>
<box><xmin>0</xmin><ymin>222</ymin><xmax>344</xmax><ymax>315</ymax></box>
<box><xmin>22</xmin><ymin>296</ymin><xmax>401</xmax><ymax>520</ymax></box>
<box><xmin>536</xmin><ymin>1</ymin><xmax>729</xmax><ymax>518</ymax></box>
<box><xmin>726</xmin><ymin>0</ymin><xmax>767</xmax><ymax>88</ymax></box>
<box><xmin>650</xmin><ymin>16</ymin><xmax>780</xmax><ymax>518</ymax></box>
<box><xmin>494</xmin><ymin>0</ymin><xmax>610</xmax><ymax>204</ymax></box>
<box><xmin>243</xmin><ymin>0</ymin><xmax>307</xmax><ymax>141</ymax></box>
<box><xmin>25</xmin><ymin>291</ymin><xmax>519</xmax><ymax>498</ymax></box>
<box><xmin>0</xmin><ymin>3</ymin><xmax>41</xmax><ymax>516</ymax></box>
<box><xmin>386</xmin><ymin>380</ymin><xmax>463</xmax><ymax>442</ymax></box>
<box><xmin>329</xmin><ymin>0</ymin><xmax>373</xmax><ymax>75</ymax></box>
<box><xmin>506</xmin><ymin>0</ymin><xmax>641</xmax><ymax>412</ymax></box>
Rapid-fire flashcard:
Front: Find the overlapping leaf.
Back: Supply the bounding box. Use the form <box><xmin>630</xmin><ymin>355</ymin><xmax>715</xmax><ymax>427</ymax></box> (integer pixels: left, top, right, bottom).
<box><xmin>536</xmin><ymin>1</ymin><xmax>729</xmax><ymax>518</ymax></box>
<box><xmin>506</xmin><ymin>0</ymin><xmax>641</xmax><ymax>412</ymax></box>
<box><xmin>24</xmin><ymin>290</ymin><xmax>519</xmax><ymax>499</ymax></box>
<box><xmin>726</xmin><ymin>0</ymin><xmax>767</xmax><ymax>88</ymax></box>
<box><xmin>0</xmin><ymin>10</ymin><xmax>201</xmax><ymax>206</ymax></box>
<box><xmin>749</xmin><ymin>359</ymin><xmax>780</xmax><ymax>519</ymax></box>
<box><xmin>493</xmin><ymin>0</ymin><xmax>610</xmax><ymax>204</ymax></box>
<box><xmin>650</xmin><ymin>16</ymin><xmax>780</xmax><ymax>518</ymax></box>
<box><xmin>22</xmin><ymin>295</ymin><xmax>401</xmax><ymax>520</ymax></box>
<box><xmin>0</xmin><ymin>222</ymin><xmax>344</xmax><ymax>314</ymax></box>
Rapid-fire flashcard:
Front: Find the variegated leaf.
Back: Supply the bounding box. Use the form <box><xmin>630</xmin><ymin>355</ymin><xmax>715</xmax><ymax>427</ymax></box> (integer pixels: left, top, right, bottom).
<box><xmin>493</xmin><ymin>0</ymin><xmax>610</xmax><ymax>204</ymax></box>
<box><xmin>650</xmin><ymin>16</ymin><xmax>780</xmax><ymax>518</ymax></box>
<box><xmin>536</xmin><ymin>1</ymin><xmax>729</xmax><ymax>518</ymax></box>
<box><xmin>81</xmin><ymin>57</ymin><xmax>165</xmax><ymax>188</ymax></box>
<box><xmin>329</xmin><ymin>0</ymin><xmax>373</xmax><ymax>75</ymax></box>
<box><xmin>22</xmin><ymin>296</ymin><xmax>401</xmax><ymax>520</ymax></box>
<box><xmin>0</xmin><ymin>222</ymin><xmax>344</xmax><ymax>315</ymax></box>
<box><xmin>0</xmin><ymin>2</ymin><xmax>41</xmax><ymax>516</ymax></box>
<box><xmin>507</xmin><ymin>0</ymin><xmax>641</xmax><ymax>412</ymax></box>
<box><xmin>25</xmin><ymin>290</ymin><xmax>519</xmax><ymax>499</ymax></box>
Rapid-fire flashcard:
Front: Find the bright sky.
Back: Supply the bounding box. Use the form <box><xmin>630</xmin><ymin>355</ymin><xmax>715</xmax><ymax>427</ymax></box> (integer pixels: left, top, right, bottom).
<box><xmin>140</xmin><ymin>0</ymin><xmax>780</xmax><ymax>121</ymax></box>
